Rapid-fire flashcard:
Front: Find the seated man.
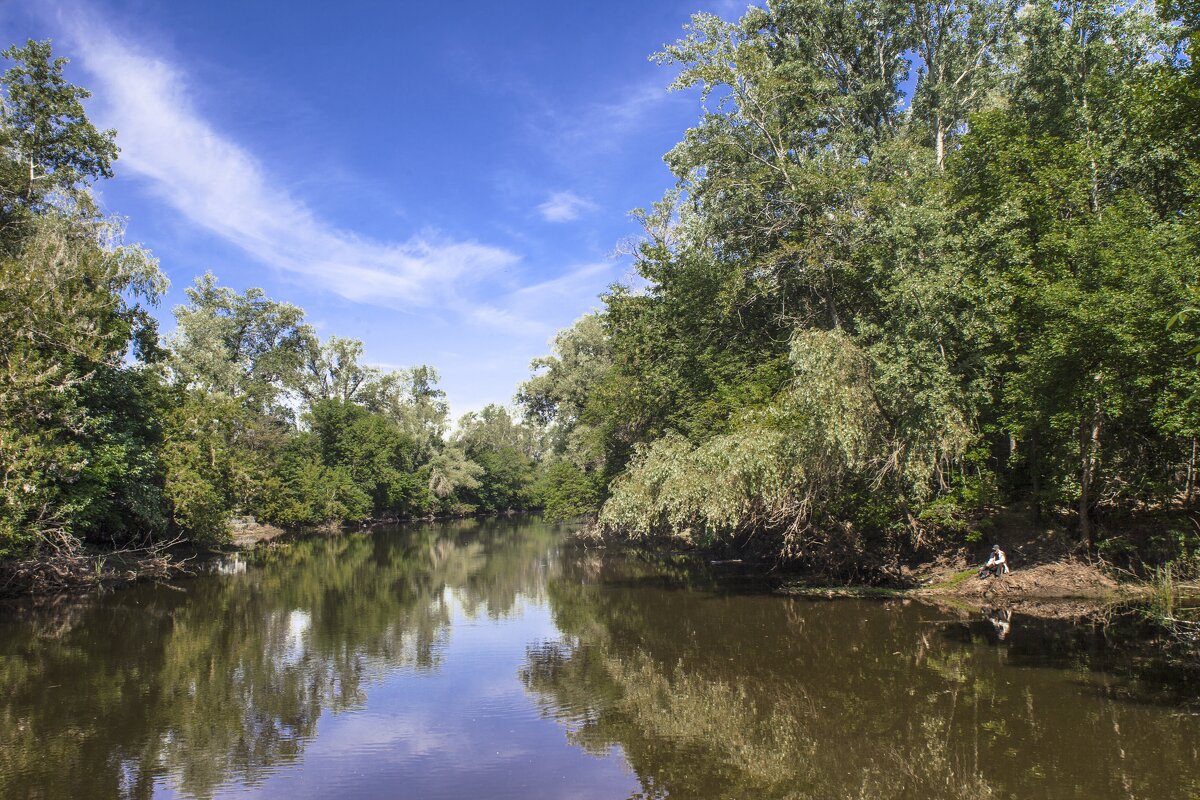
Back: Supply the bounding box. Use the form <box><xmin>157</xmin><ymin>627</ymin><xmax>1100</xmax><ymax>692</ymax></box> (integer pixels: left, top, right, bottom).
<box><xmin>978</xmin><ymin>545</ymin><xmax>1008</xmax><ymax>579</ymax></box>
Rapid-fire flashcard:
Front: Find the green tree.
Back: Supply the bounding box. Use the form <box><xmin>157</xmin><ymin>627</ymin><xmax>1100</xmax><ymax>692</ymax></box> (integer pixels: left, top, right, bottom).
<box><xmin>908</xmin><ymin>0</ymin><xmax>1014</xmax><ymax>169</ymax></box>
<box><xmin>360</xmin><ymin>365</ymin><xmax>450</xmax><ymax>462</ymax></box>
<box><xmin>0</xmin><ymin>215</ymin><xmax>167</xmax><ymax>554</ymax></box>
<box><xmin>454</xmin><ymin>405</ymin><xmax>537</xmax><ymax>512</ymax></box>
<box><xmin>300</xmin><ymin>335</ymin><xmax>379</xmax><ymax>405</ymax></box>
<box><xmin>168</xmin><ymin>273</ymin><xmax>312</xmax><ymax>418</ymax></box>
<box><xmin>308</xmin><ymin>398</ymin><xmax>421</xmax><ymax>515</ymax></box>
<box><xmin>426</xmin><ymin>445</ymin><xmax>483</xmax><ymax>510</ymax></box>
<box><xmin>0</xmin><ymin>39</ymin><xmax>118</xmax><ymax>223</ymax></box>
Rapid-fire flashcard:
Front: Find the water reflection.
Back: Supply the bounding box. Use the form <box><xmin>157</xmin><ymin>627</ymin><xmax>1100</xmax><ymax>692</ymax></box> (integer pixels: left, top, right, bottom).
<box><xmin>983</xmin><ymin>606</ymin><xmax>1012</xmax><ymax>640</ymax></box>
<box><xmin>0</xmin><ymin>517</ymin><xmax>563</xmax><ymax>799</ymax></box>
<box><xmin>2</xmin><ymin>520</ymin><xmax>1199</xmax><ymax>800</ymax></box>
<box><xmin>522</xmin><ymin>555</ymin><xmax>1200</xmax><ymax>800</ymax></box>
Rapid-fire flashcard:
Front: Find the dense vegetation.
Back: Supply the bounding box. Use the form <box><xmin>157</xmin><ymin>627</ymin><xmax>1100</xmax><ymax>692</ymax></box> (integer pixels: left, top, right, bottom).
<box><xmin>5</xmin><ymin>0</ymin><xmax>1200</xmax><ymax>585</ymax></box>
<box><xmin>520</xmin><ymin>0</ymin><xmax>1200</xmax><ymax>577</ymax></box>
<box><xmin>0</xmin><ymin>40</ymin><xmax>542</xmax><ymax>566</ymax></box>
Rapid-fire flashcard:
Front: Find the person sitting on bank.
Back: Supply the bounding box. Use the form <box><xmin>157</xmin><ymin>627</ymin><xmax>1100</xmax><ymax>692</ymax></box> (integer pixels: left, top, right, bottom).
<box><xmin>978</xmin><ymin>545</ymin><xmax>1008</xmax><ymax>579</ymax></box>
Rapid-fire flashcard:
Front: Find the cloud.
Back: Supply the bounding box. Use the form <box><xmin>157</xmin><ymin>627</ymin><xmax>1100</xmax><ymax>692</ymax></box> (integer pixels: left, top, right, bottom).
<box><xmin>62</xmin><ymin>18</ymin><xmax>520</xmax><ymax>312</ymax></box>
<box><xmin>536</xmin><ymin>191</ymin><xmax>597</xmax><ymax>223</ymax></box>
<box><xmin>448</xmin><ymin>260</ymin><xmax>614</xmax><ymax>338</ymax></box>
<box><xmin>708</xmin><ymin>0</ymin><xmax>754</xmax><ymax>17</ymax></box>
<box><xmin>543</xmin><ymin>78</ymin><xmax>680</xmax><ymax>161</ymax></box>
<box><xmin>510</xmin><ymin>261</ymin><xmax>613</xmax><ymax>303</ymax></box>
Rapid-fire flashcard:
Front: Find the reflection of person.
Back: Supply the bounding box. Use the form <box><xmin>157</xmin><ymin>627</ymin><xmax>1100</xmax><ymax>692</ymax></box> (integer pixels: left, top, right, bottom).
<box><xmin>985</xmin><ymin>607</ymin><xmax>1012</xmax><ymax>640</ymax></box>
<box><xmin>978</xmin><ymin>545</ymin><xmax>1008</xmax><ymax>579</ymax></box>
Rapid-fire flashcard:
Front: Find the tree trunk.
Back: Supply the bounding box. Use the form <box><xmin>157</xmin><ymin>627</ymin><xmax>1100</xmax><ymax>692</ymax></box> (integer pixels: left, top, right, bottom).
<box><xmin>1030</xmin><ymin>430</ymin><xmax>1041</xmax><ymax>523</ymax></box>
<box><xmin>935</xmin><ymin>119</ymin><xmax>946</xmax><ymax>172</ymax></box>
<box><xmin>1187</xmin><ymin>437</ymin><xmax>1197</xmax><ymax>507</ymax></box>
<box><xmin>1079</xmin><ymin>409</ymin><xmax>1102</xmax><ymax>549</ymax></box>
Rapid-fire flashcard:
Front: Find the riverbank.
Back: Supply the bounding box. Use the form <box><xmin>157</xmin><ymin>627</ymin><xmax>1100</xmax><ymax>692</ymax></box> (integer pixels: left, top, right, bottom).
<box><xmin>0</xmin><ymin>509</ymin><xmax>542</xmax><ymax>598</ymax></box>
<box><xmin>575</xmin><ymin>537</ymin><xmax>1200</xmax><ymax>638</ymax></box>
<box><xmin>576</xmin><ymin>497</ymin><xmax>1200</xmax><ymax>618</ymax></box>
<box><xmin>0</xmin><ymin>536</ymin><xmax>194</xmax><ymax>597</ymax></box>
<box><xmin>772</xmin><ymin>556</ymin><xmax>1165</xmax><ymax>604</ymax></box>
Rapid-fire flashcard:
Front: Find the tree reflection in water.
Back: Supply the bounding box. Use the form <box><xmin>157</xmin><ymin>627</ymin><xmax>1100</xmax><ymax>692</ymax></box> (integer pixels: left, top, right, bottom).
<box><xmin>0</xmin><ymin>517</ymin><xmax>559</xmax><ymax>800</ymax></box>
<box><xmin>522</xmin><ymin>555</ymin><xmax>1200</xmax><ymax>800</ymax></box>
<box><xmin>3</xmin><ymin>521</ymin><xmax>1200</xmax><ymax>800</ymax></box>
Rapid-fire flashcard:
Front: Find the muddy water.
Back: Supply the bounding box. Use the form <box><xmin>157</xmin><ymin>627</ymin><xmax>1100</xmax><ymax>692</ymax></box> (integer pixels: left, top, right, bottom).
<box><xmin>0</xmin><ymin>516</ymin><xmax>1197</xmax><ymax>799</ymax></box>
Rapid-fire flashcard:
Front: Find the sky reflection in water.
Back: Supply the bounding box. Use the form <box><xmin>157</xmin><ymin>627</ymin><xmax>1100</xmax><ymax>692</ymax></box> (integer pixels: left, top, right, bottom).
<box><xmin>1</xmin><ymin>516</ymin><xmax>1198</xmax><ymax>800</ymax></box>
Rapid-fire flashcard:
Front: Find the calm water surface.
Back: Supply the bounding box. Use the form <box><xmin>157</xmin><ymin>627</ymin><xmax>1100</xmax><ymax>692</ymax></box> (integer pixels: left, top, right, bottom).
<box><xmin>1</xmin><ymin>516</ymin><xmax>1198</xmax><ymax>799</ymax></box>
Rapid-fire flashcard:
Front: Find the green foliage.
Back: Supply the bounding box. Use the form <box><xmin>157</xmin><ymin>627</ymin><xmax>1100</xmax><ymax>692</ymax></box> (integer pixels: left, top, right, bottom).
<box><xmin>168</xmin><ymin>273</ymin><xmax>312</xmax><ymax>418</ymax></box>
<box><xmin>0</xmin><ymin>38</ymin><xmax>539</xmax><ymax>566</ymax></box>
<box><xmin>426</xmin><ymin>445</ymin><xmax>483</xmax><ymax>507</ymax></box>
<box><xmin>531</xmin><ymin>462</ymin><xmax>604</xmax><ymax>522</ymax></box>
<box><xmin>160</xmin><ymin>393</ymin><xmax>245</xmax><ymax>543</ymax></box>
<box><xmin>453</xmin><ymin>404</ymin><xmax>538</xmax><ymax>512</ymax></box>
<box><xmin>0</xmin><ymin>39</ymin><xmax>117</xmax><ymax>224</ymax></box>
<box><xmin>8</xmin><ymin>8</ymin><xmax>1200</xmax><ymax>572</ymax></box>
<box><xmin>0</xmin><ymin>212</ymin><xmax>167</xmax><ymax>555</ymax></box>
<box><xmin>517</xmin><ymin>313</ymin><xmax>612</xmax><ymax>470</ymax></box>
<box><xmin>519</xmin><ymin>0</ymin><xmax>1200</xmax><ymax>570</ymax></box>
<box><xmin>308</xmin><ymin>399</ymin><xmax>420</xmax><ymax>513</ymax></box>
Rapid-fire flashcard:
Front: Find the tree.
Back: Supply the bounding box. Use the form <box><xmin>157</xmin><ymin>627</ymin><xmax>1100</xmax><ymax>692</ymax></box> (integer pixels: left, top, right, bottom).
<box><xmin>168</xmin><ymin>273</ymin><xmax>312</xmax><ymax>417</ymax></box>
<box><xmin>518</xmin><ymin>313</ymin><xmax>612</xmax><ymax>467</ymax></box>
<box><xmin>454</xmin><ymin>405</ymin><xmax>537</xmax><ymax>511</ymax></box>
<box><xmin>300</xmin><ymin>335</ymin><xmax>378</xmax><ymax>405</ymax></box>
<box><xmin>426</xmin><ymin>445</ymin><xmax>483</xmax><ymax>506</ymax></box>
<box><xmin>0</xmin><ymin>40</ymin><xmax>118</xmax><ymax>221</ymax></box>
<box><xmin>0</xmin><ymin>215</ymin><xmax>167</xmax><ymax>553</ymax></box>
<box><xmin>521</xmin><ymin>0</ymin><xmax>1200</xmax><ymax>566</ymax></box>
<box><xmin>307</xmin><ymin>398</ymin><xmax>421</xmax><ymax>514</ymax></box>
<box><xmin>908</xmin><ymin>0</ymin><xmax>1014</xmax><ymax>169</ymax></box>
<box><xmin>360</xmin><ymin>365</ymin><xmax>450</xmax><ymax>462</ymax></box>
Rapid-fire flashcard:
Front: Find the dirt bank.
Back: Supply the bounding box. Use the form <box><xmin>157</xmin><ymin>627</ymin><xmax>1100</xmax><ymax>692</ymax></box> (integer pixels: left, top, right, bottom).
<box><xmin>228</xmin><ymin>519</ymin><xmax>287</xmax><ymax>549</ymax></box>
<box><xmin>917</xmin><ymin>559</ymin><xmax>1124</xmax><ymax>600</ymax></box>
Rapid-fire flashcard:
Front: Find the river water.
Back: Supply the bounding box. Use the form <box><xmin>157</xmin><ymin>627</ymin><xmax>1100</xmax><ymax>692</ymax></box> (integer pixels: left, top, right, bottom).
<box><xmin>0</xmin><ymin>516</ymin><xmax>1197</xmax><ymax>799</ymax></box>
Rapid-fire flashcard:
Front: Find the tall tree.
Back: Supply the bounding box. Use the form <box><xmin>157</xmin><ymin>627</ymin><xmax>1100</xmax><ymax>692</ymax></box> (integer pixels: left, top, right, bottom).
<box><xmin>0</xmin><ymin>40</ymin><xmax>117</xmax><ymax>224</ymax></box>
<box><xmin>0</xmin><ymin>216</ymin><xmax>166</xmax><ymax>552</ymax></box>
<box><xmin>909</xmin><ymin>0</ymin><xmax>1014</xmax><ymax>169</ymax></box>
<box><xmin>301</xmin><ymin>335</ymin><xmax>378</xmax><ymax>406</ymax></box>
<box><xmin>168</xmin><ymin>273</ymin><xmax>312</xmax><ymax>418</ymax></box>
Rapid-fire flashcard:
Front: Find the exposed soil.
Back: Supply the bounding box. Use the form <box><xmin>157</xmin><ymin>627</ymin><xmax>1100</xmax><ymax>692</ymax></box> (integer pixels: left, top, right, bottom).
<box><xmin>228</xmin><ymin>520</ymin><xmax>287</xmax><ymax>549</ymax></box>
<box><xmin>918</xmin><ymin>559</ymin><xmax>1122</xmax><ymax>600</ymax></box>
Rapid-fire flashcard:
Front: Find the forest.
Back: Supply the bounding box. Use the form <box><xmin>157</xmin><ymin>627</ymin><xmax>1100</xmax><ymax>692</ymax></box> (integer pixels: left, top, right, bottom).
<box><xmin>0</xmin><ymin>41</ymin><xmax>544</xmax><ymax>571</ymax></box>
<box><xmin>518</xmin><ymin>0</ymin><xmax>1200</xmax><ymax>577</ymax></box>
<box><xmin>3</xmin><ymin>0</ymin><xmax>1200</xmax><ymax>587</ymax></box>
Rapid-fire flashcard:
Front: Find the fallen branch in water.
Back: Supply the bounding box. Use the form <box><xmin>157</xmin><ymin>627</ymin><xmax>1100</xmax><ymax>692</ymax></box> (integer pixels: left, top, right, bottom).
<box><xmin>0</xmin><ymin>531</ymin><xmax>194</xmax><ymax>597</ymax></box>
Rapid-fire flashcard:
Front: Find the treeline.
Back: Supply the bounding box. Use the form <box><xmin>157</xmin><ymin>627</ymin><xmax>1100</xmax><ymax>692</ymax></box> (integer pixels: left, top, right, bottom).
<box><xmin>0</xmin><ymin>41</ymin><xmax>542</xmax><ymax>560</ymax></box>
<box><xmin>520</xmin><ymin>0</ymin><xmax>1200</xmax><ymax>576</ymax></box>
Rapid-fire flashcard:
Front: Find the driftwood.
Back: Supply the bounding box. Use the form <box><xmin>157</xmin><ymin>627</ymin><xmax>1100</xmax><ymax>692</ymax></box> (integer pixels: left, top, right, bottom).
<box><xmin>0</xmin><ymin>530</ymin><xmax>193</xmax><ymax>596</ymax></box>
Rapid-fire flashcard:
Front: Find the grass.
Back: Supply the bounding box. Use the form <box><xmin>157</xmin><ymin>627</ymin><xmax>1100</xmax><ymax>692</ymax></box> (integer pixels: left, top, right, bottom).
<box><xmin>923</xmin><ymin>568</ymin><xmax>978</xmax><ymax>593</ymax></box>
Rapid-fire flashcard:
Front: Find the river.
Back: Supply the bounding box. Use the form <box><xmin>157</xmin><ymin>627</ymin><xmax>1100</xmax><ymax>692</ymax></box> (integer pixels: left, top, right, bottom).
<box><xmin>0</xmin><ymin>515</ymin><xmax>1197</xmax><ymax>799</ymax></box>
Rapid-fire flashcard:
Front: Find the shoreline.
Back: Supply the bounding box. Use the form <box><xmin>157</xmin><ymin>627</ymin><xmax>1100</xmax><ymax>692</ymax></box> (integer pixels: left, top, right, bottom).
<box><xmin>7</xmin><ymin>512</ymin><xmax>1198</xmax><ymax>626</ymax></box>
<box><xmin>574</xmin><ymin>534</ymin><xmax>1200</xmax><ymax>624</ymax></box>
<box><xmin>0</xmin><ymin>509</ymin><xmax>540</xmax><ymax>599</ymax></box>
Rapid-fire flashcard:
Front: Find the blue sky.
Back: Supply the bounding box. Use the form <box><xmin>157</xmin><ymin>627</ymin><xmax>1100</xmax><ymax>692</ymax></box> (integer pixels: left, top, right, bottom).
<box><xmin>3</xmin><ymin>0</ymin><xmax>747</xmax><ymax>419</ymax></box>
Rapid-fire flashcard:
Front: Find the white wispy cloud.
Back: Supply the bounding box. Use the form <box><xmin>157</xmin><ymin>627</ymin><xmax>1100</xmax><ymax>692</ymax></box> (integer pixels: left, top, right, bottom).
<box><xmin>708</xmin><ymin>0</ymin><xmax>754</xmax><ymax>18</ymax></box>
<box><xmin>510</xmin><ymin>261</ymin><xmax>613</xmax><ymax>303</ymax></box>
<box><xmin>62</xmin><ymin>18</ymin><xmax>520</xmax><ymax>313</ymax></box>
<box><xmin>539</xmin><ymin>78</ymin><xmax>681</xmax><ymax>162</ymax></box>
<box><xmin>536</xmin><ymin>191</ymin><xmax>597</xmax><ymax>223</ymax></box>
